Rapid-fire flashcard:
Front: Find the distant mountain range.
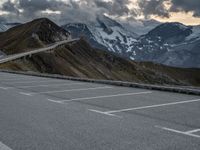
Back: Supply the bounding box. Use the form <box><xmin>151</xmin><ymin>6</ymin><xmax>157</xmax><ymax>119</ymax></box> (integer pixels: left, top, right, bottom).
<box><xmin>0</xmin><ymin>18</ymin><xmax>200</xmax><ymax>86</ymax></box>
<box><xmin>62</xmin><ymin>16</ymin><xmax>200</xmax><ymax>68</ymax></box>
<box><xmin>1</xmin><ymin>16</ymin><xmax>200</xmax><ymax>68</ymax></box>
<box><xmin>131</xmin><ymin>23</ymin><xmax>200</xmax><ymax>68</ymax></box>
<box><xmin>63</xmin><ymin>15</ymin><xmax>138</xmax><ymax>56</ymax></box>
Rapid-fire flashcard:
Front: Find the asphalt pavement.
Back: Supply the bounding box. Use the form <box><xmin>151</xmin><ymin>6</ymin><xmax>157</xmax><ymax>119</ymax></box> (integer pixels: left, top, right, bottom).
<box><xmin>0</xmin><ymin>72</ymin><xmax>200</xmax><ymax>150</ymax></box>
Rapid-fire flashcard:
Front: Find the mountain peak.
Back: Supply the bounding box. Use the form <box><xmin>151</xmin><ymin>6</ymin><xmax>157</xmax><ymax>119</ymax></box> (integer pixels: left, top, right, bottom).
<box><xmin>0</xmin><ymin>18</ymin><xmax>71</xmax><ymax>54</ymax></box>
<box><xmin>147</xmin><ymin>22</ymin><xmax>192</xmax><ymax>41</ymax></box>
<box><xmin>96</xmin><ymin>15</ymin><xmax>123</xmax><ymax>28</ymax></box>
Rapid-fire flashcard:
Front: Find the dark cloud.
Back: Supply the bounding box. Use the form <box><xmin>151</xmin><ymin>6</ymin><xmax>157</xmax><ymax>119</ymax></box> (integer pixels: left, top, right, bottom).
<box><xmin>0</xmin><ymin>0</ymin><xmax>136</xmax><ymax>24</ymax></box>
<box><xmin>138</xmin><ymin>0</ymin><xmax>200</xmax><ymax>18</ymax></box>
<box><xmin>17</xmin><ymin>0</ymin><xmax>68</xmax><ymax>20</ymax></box>
<box><xmin>170</xmin><ymin>0</ymin><xmax>200</xmax><ymax>17</ymax></box>
<box><xmin>94</xmin><ymin>0</ymin><xmax>131</xmax><ymax>16</ymax></box>
<box><xmin>138</xmin><ymin>0</ymin><xmax>169</xmax><ymax>18</ymax></box>
<box><xmin>0</xmin><ymin>0</ymin><xmax>200</xmax><ymax>24</ymax></box>
<box><xmin>2</xmin><ymin>0</ymin><xmax>19</xmax><ymax>14</ymax></box>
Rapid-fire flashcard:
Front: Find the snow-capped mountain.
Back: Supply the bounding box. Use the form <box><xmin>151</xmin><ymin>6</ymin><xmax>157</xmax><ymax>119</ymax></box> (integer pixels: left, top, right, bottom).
<box><xmin>63</xmin><ymin>16</ymin><xmax>200</xmax><ymax>68</ymax></box>
<box><xmin>129</xmin><ymin>22</ymin><xmax>200</xmax><ymax>68</ymax></box>
<box><xmin>0</xmin><ymin>22</ymin><xmax>21</xmax><ymax>32</ymax></box>
<box><xmin>0</xmin><ymin>50</ymin><xmax>6</xmax><ymax>58</ymax></box>
<box><xmin>0</xmin><ymin>23</ymin><xmax>8</xmax><ymax>32</ymax></box>
<box><xmin>63</xmin><ymin>15</ymin><xmax>138</xmax><ymax>56</ymax></box>
<box><xmin>121</xmin><ymin>19</ymin><xmax>161</xmax><ymax>36</ymax></box>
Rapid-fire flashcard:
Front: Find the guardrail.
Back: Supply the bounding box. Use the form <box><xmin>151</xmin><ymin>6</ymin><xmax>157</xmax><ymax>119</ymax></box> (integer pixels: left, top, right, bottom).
<box><xmin>0</xmin><ymin>69</ymin><xmax>200</xmax><ymax>96</ymax></box>
<box><xmin>0</xmin><ymin>38</ymin><xmax>79</xmax><ymax>64</ymax></box>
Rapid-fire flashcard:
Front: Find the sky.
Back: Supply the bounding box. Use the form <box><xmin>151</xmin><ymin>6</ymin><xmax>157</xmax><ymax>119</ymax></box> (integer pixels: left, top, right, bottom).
<box><xmin>0</xmin><ymin>0</ymin><xmax>200</xmax><ymax>25</ymax></box>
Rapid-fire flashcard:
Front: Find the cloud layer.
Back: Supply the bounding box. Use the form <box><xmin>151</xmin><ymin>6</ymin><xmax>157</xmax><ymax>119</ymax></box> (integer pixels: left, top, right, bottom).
<box><xmin>0</xmin><ymin>0</ymin><xmax>200</xmax><ymax>24</ymax></box>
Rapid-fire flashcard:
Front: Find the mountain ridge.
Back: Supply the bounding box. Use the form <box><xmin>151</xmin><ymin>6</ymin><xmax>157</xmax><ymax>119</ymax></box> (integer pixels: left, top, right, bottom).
<box><xmin>0</xmin><ymin>18</ymin><xmax>200</xmax><ymax>86</ymax></box>
<box><xmin>63</xmin><ymin>17</ymin><xmax>200</xmax><ymax>68</ymax></box>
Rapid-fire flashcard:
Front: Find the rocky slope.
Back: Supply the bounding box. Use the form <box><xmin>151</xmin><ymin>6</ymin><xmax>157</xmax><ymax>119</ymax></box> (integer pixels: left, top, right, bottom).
<box><xmin>63</xmin><ymin>15</ymin><xmax>138</xmax><ymax>56</ymax></box>
<box><xmin>0</xmin><ymin>18</ymin><xmax>70</xmax><ymax>54</ymax></box>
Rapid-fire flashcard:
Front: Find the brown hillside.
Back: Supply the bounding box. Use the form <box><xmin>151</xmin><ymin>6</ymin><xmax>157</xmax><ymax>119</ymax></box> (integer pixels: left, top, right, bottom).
<box><xmin>0</xmin><ymin>18</ymin><xmax>70</xmax><ymax>54</ymax></box>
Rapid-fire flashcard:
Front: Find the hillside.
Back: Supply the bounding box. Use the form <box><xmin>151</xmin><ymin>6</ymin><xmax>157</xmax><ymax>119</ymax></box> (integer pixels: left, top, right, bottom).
<box><xmin>0</xmin><ymin>18</ymin><xmax>70</xmax><ymax>54</ymax></box>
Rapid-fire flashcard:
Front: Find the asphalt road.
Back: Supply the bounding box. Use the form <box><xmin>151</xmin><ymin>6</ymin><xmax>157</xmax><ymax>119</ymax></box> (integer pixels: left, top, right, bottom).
<box><xmin>0</xmin><ymin>38</ymin><xmax>79</xmax><ymax>64</ymax></box>
<box><xmin>0</xmin><ymin>72</ymin><xmax>200</xmax><ymax>150</ymax></box>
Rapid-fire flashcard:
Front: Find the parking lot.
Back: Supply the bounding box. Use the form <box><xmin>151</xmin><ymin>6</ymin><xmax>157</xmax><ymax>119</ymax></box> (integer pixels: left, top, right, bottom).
<box><xmin>0</xmin><ymin>72</ymin><xmax>200</xmax><ymax>150</ymax></box>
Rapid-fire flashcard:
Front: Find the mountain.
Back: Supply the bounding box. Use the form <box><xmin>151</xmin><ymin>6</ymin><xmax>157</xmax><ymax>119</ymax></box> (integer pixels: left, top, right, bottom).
<box><xmin>63</xmin><ymin>17</ymin><xmax>200</xmax><ymax>68</ymax></box>
<box><xmin>121</xmin><ymin>19</ymin><xmax>161</xmax><ymax>35</ymax></box>
<box><xmin>129</xmin><ymin>22</ymin><xmax>200</xmax><ymax>68</ymax></box>
<box><xmin>0</xmin><ymin>18</ymin><xmax>200</xmax><ymax>86</ymax></box>
<box><xmin>1</xmin><ymin>38</ymin><xmax>200</xmax><ymax>86</ymax></box>
<box><xmin>63</xmin><ymin>15</ymin><xmax>138</xmax><ymax>56</ymax></box>
<box><xmin>0</xmin><ymin>22</ymin><xmax>21</xmax><ymax>32</ymax></box>
<box><xmin>5</xmin><ymin>23</ymin><xmax>21</xmax><ymax>29</ymax></box>
<box><xmin>0</xmin><ymin>23</ymin><xmax>8</xmax><ymax>32</ymax></box>
<box><xmin>0</xmin><ymin>18</ymin><xmax>71</xmax><ymax>54</ymax></box>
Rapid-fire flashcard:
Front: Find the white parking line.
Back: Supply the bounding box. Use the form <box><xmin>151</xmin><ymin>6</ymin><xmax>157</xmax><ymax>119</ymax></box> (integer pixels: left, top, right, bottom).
<box><xmin>155</xmin><ymin>126</ymin><xmax>200</xmax><ymax>139</ymax></box>
<box><xmin>89</xmin><ymin>109</ymin><xmax>122</xmax><ymax>118</ymax></box>
<box><xmin>47</xmin><ymin>99</ymin><xmax>64</xmax><ymax>104</ymax></box>
<box><xmin>51</xmin><ymin>91</ymin><xmax>152</xmax><ymax>102</ymax></box>
<box><xmin>0</xmin><ymin>78</ymin><xmax>30</xmax><ymax>82</ymax></box>
<box><xmin>186</xmin><ymin>129</ymin><xmax>200</xmax><ymax>134</ymax></box>
<box><xmin>0</xmin><ymin>141</ymin><xmax>12</xmax><ymax>150</ymax></box>
<box><xmin>102</xmin><ymin>98</ymin><xmax>200</xmax><ymax>114</ymax></box>
<box><xmin>20</xmin><ymin>86</ymin><xmax>112</xmax><ymax>96</ymax></box>
<box><xmin>20</xmin><ymin>92</ymin><xmax>33</xmax><ymax>96</ymax></box>
<box><xmin>17</xmin><ymin>82</ymin><xmax>85</xmax><ymax>88</ymax></box>
<box><xmin>0</xmin><ymin>87</ymin><xmax>11</xmax><ymax>90</ymax></box>
<box><xmin>3</xmin><ymin>80</ymin><xmax>61</xmax><ymax>84</ymax></box>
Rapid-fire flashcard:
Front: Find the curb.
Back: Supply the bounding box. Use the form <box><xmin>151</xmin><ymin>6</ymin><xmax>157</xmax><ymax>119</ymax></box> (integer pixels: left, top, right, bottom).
<box><xmin>0</xmin><ymin>69</ymin><xmax>200</xmax><ymax>96</ymax></box>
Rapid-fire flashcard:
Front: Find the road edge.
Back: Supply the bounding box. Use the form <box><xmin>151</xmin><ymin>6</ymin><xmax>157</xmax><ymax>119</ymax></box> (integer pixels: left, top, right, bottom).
<box><xmin>0</xmin><ymin>69</ymin><xmax>200</xmax><ymax>96</ymax></box>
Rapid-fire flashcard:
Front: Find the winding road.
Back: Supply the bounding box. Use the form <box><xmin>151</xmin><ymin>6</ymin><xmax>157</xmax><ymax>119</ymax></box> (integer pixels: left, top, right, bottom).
<box><xmin>0</xmin><ymin>38</ymin><xmax>79</xmax><ymax>64</ymax></box>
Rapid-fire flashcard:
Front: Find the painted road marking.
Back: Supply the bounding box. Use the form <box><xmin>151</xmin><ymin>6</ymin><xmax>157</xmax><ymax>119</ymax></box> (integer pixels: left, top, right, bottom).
<box><xmin>0</xmin><ymin>78</ymin><xmax>30</xmax><ymax>82</ymax></box>
<box><xmin>20</xmin><ymin>92</ymin><xmax>33</xmax><ymax>96</ymax></box>
<box><xmin>20</xmin><ymin>86</ymin><xmax>112</xmax><ymax>96</ymax></box>
<box><xmin>3</xmin><ymin>80</ymin><xmax>62</xmax><ymax>84</ymax></box>
<box><xmin>22</xmin><ymin>86</ymin><xmax>113</xmax><ymax>96</ymax></box>
<box><xmin>0</xmin><ymin>87</ymin><xmax>11</xmax><ymax>90</ymax></box>
<box><xmin>93</xmin><ymin>98</ymin><xmax>200</xmax><ymax>115</ymax></box>
<box><xmin>89</xmin><ymin>109</ymin><xmax>122</xmax><ymax>118</ymax></box>
<box><xmin>47</xmin><ymin>99</ymin><xmax>64</xmax><ymax>104</ymax></box>
<box><xmin>0</xmin><ymin>141</ymin><xmax>12</xmax><ymax>150</ymax></box>
<box><xmin>186</xmin><ymin>129</ymin><xmax>200</xmax><ymax>134</ymax></box>
<box><xmin>155</xmin><ymin>126</ymin><xmax>200</xmax><ymax>139</ymax></box>
<box><xmin>50</xmin><ymin>91</ymin><xmax>152</xmax><ymax>103</ymax></box>
<box><xmin>17</xmin><ymin>82</ymin><xmax>85</xmax><ymax>88</ymax></box>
